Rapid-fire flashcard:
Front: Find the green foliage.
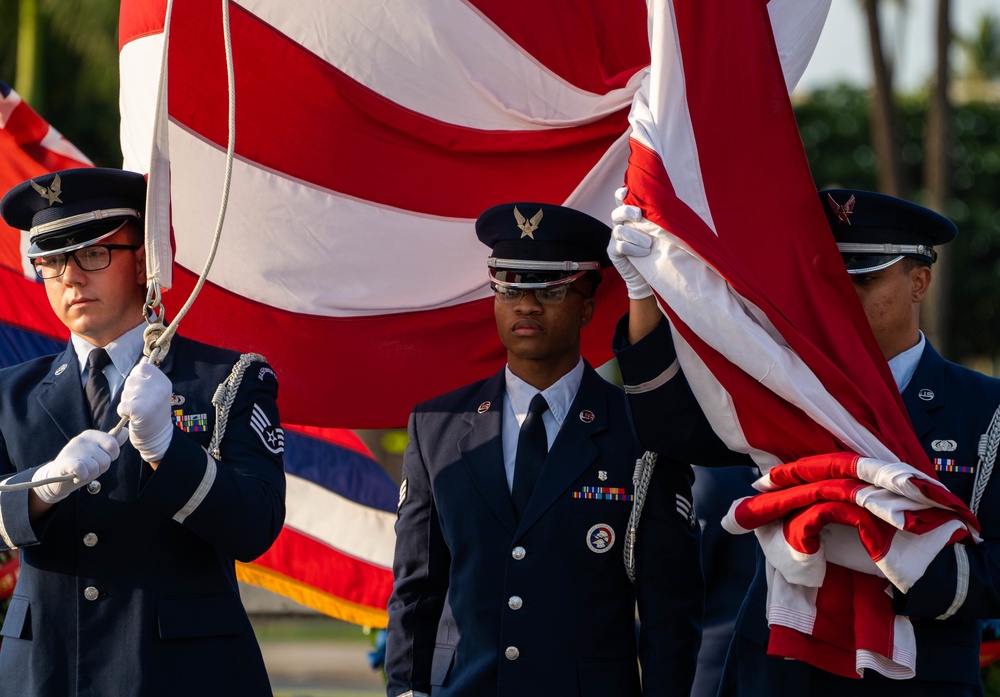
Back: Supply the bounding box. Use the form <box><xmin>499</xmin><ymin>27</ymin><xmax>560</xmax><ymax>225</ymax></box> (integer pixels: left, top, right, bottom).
<box><xmin>0</xmin><ymin>1</ymin><xmax>18</xmax><ymax>81</ymax></box>
<box><xmin>958</xmin><ymin>14</ymin><xmax>1000</xmax><ymax>81</ymax></box>
<box><xmin>795</xmin><ymin>85</ymin><xmax>1000</xmax><ymax>367</ymax></box>
<box><xmin>0</xmin><ymin>0</ymin><xmax>122</xmax><ymax>166</ymax></box>
<box><xmin>986</xmin><ymin>661</ymin><xmax>1000</xmax><ymax>697</ymax></box>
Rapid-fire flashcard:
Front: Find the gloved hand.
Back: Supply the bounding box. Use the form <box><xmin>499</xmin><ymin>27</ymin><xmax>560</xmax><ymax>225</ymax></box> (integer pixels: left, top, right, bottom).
<box><xmin>608</xmin><ymin>187</ymin><xmax>655</xmax><ymax>300</ymax></box>
<box><xmin>118</xmin><ymin>361</ymin><xmax>174</xmax><ymax>463</ymax></box>
<box><xmin>32</xmin><ymin>430</ymin><xmax>125</xmax><ymax>503</ymax></box>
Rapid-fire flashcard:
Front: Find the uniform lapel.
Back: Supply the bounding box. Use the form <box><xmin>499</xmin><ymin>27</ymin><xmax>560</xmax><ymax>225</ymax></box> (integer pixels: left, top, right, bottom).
<box><xmin>458</xmin><ymin>370</ymin><xmax>518</xmax><ymax>533</ymax></box>
<box><xmin>37</xmin><ymin>344</ymin><xmax>92</xmax><ymax>441</ymax></box>
<box><xmin>154</xmin><ymin>338</ymin><xmax>178</xmax><ymax>376</ymax></box>
<box><xmin>901</xmin><ymin>342</ymin><xmax>947</xmax><ymax>440</ymax></box>
<box><xmin>517</xmin><ymin>365</ymin><xmax>607</xmax><ymax>531</ymax></box>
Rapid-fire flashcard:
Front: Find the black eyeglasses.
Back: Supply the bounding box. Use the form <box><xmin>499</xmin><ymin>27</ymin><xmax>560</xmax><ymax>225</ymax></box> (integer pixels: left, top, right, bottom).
<box><xmin>31</xmin><ymin>244</ymin><xmax>141</xmax><ymax>280</ymax></box>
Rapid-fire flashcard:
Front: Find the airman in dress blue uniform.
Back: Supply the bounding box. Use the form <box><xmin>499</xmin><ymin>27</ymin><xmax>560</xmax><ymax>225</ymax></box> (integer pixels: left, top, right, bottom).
<box><xmin>0</xmin><ymin>168</ymin><xmax>286</xmax><ymax>696</ymax></box>
<box><xmin>385</xmin><ymin>203</ymin><xmax>704</xmax><ymax>696</ymax></box>
<box><xmin>609</xmin><ymin>188</ymin><xmax>1000</xmax><ymax>696</ymax></box>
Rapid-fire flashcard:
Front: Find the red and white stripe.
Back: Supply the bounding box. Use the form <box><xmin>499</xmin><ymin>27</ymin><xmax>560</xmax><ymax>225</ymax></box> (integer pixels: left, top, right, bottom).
<box><xmin>621</xmin><ymin>0</ymin><xmax>978</xmax><ymax>680</ymax></box>
<box><xmin>118</xmin><ymin>0</ymin><xmax>653</xmax><ymax>428</ymax></box>
<box><xmin>0</xmin><ymin>82</ymin><xmax>93</xmax><ymax>277</ymax></box>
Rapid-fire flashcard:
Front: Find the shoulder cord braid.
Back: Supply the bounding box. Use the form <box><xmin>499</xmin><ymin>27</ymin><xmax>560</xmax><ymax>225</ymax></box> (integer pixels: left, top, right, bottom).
<box><xmin>970</xmin><ymin>402</ymin><xmax>1000</xmax><ymax>517</ymax></box>
<box><xmin>624</xmin><ymin>451</ymin><xmax>657</xmax><ymax>584</ymax></box>
<box><xmin>936</xmin><ymin>402</ymin><xmax>999</xmax><ymax>620</ymax></box>
<box><xmin>208</xmin><ymin>353</ymin><xmax>267</xmax><ymax>461</ymax></box>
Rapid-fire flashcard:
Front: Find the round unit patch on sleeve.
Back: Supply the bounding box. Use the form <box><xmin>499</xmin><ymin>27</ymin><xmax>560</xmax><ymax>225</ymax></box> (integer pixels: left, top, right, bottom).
<box><xmin>586</xmin><ymin>524</ymin><xmax>615</xmax><ymax>553</ymax></box>
<box><xmin>250</xmin><ymin>402</ymin><xmax>285</xmax><ymax>454</ymax></box>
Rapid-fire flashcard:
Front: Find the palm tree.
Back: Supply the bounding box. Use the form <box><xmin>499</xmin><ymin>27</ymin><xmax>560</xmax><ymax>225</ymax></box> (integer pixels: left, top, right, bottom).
<box><xmin>957</xmin><ymin>13</ymin><xmax>1000</xmax><ymax>81</ymax></box>
<box><xmin>861</xmin><ymin>0</ymin><xmax>911</xmax><ymax>198</ymax></box>
<box><xmin>921</xmin><ymin>0</ymin><xmax>953</xmax><ymax>353</ymax></box>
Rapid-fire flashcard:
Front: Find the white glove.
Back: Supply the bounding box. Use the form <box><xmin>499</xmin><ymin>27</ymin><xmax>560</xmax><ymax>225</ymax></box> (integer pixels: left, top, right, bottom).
<box><xmin>117</xmin><ymin>361</ymin><xmax>174</xmax><ymax>463</ymax></box>
<box><xmin>32</xmin><ymin>430</ymin><xmax>125</xmax><ymax>503</ymax></box>
<box><xmin>608</xmin><ymin>187</ymin><xmax>654</xmax><ymax>300</ymax></box>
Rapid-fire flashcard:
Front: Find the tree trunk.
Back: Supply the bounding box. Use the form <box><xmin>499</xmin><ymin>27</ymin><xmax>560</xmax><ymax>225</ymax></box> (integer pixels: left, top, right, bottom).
<box><xmin>863</xmin><ymin>0</ymin><xmax>909</xmax><ymax>198</ymax></box>
<box><xmin>15</xmin><ymin>0</ymin><xmax>41</xmax><ymax>109</ymax></box>
<box><xmin>921</xmin><ymin>0</ymin><xmax>953</xmax><ymax>353</ymax></box>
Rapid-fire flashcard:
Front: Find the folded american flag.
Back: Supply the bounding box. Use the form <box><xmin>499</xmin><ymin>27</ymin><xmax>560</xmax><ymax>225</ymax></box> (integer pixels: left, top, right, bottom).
<box><xmin>723</xmin><ymin>453</ymin><xmax>980</xmax><ymax>677</ymax></box>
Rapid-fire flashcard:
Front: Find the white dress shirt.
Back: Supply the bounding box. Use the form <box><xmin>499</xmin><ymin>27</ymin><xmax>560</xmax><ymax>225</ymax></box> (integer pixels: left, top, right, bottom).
<box><xmin>887</xmin><ymin>331</ymin><xmax>926</xmax><ymax>392</ymax></box>
<box><xmin>501</xmin><ymin>359</ymin><xmax>584</xmax><ymax>491</ymax></box>
<box><xmin>71</xmin><ymin>322</ymin><xmax>147</xmax><ymax>400</ymax></box>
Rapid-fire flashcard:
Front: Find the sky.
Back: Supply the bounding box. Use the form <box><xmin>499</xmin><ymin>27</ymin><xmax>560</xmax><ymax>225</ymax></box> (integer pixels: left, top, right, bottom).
<box><xmin>797</xmin><ymin>0</ymin><xmax>999</xmax><ymax>92</ymax></box>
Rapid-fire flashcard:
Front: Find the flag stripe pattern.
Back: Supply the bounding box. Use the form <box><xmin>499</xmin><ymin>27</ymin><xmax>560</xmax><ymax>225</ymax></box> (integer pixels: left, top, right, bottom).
<box><xmin>237</xmin><ymin>426</ymin><xmax>397</xmax><ymax>626</ymax></box>
<box><xmin>116</xmin><ymin>0</ymin><xmax>653</xmax><ymax>428</ymax></box>
<box><xmin>621</xmin><ymin>0</ymin><xmax>978</xmax><ymax>679</ymax></box>
<box><xmin>0</xmin><ymin>80</ymin><xmax>92</xmax><ymax>277</ymax></box>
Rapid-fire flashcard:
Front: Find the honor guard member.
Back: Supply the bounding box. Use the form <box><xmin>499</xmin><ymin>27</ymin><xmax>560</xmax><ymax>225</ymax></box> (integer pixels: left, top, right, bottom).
<box><xmin>385</xmin><ymin>203</ymin><xmax>704</xmax><ymax>697</ymax></box>
<box><xmin>611</xmin><ymin>189</ymin><xmax>1000</xmax><ymax>696</ymax></box>
<box><xmin>0</xmin><ymin>168</ymin><xmax>286</xmax><ymax>697</ymax></box>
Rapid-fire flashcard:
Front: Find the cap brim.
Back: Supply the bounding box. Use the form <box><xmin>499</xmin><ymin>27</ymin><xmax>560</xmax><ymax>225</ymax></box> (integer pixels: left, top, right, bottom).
<box><xmin>841</xmin><ymin>254</ymin><xmax>904</xmax><ymax>274</ymax></box>
<box><xmin>27</xmin><ymin>221</ymin><xmax>126</xmax><ymax>258</ymax></box>
<box><xmin>489</xmin><ymin>268</ymin><xmax>589</xmax><ymax>288</ymax></box>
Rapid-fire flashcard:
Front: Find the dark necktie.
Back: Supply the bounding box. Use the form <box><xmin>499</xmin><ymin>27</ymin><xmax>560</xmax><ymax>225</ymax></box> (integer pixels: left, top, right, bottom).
<box><xmin>511</xmin><ymin>393</ymin><xmax>549</xmax><ymax>520</ymax></box>
<box><xmin>85</xmin><ymin>348</ymin><xmax>112</xmax><ymax>428</ymax></box>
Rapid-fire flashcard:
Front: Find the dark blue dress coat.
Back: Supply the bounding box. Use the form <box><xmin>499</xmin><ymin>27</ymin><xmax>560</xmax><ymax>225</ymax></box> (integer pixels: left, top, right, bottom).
<box><xmin>385</xmin><ymin>363</ymin><xmax>703</xmax><ymax>696</ymax></box>
<box><xmin>0</xmin><ymin>335</ymin><xmax>286</xmax><ymax>697</ymax></box>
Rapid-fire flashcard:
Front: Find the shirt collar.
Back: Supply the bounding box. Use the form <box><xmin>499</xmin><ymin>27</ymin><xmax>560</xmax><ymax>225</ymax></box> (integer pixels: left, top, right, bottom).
<box><xmin>887</xmin><ymin>331</ymin><xmax>925</xmax><ymax>393</ymax></box>
<box><xmin>71</xmin><ymin>322</ymin><xmax>147</xmax><ymax>379</ymax></box>
<box><xmin>505</xmin><ymin>359</ymin><xmax>584</xmax><ymax>427</ymax></box>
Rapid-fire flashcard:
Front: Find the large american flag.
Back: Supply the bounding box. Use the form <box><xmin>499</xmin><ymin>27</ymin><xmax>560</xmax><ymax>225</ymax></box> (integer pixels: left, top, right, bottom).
<box><xmin>117</xmin><ymin>0</ymin><xmax>649</xmax><ymax>429</ymax></box>
<box><xmin>622</xmin><ymin>0</ymin><xmax>979</xmax><ymax>679</ymax></box>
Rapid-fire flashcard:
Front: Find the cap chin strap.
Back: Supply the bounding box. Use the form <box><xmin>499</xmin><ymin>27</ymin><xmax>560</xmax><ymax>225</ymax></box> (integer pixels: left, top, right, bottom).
<box><xmin>488</xmin><ymin>257</ymin><xmax>600</xmax><ymax>288</ymax></box>
<box><xmin>487</xmin><ymin>257</ymin><xmax>600</xmax><ymax>272</ymax></box>
<box><xmin>837</xmin><ymin>241</ymin><xmax>936</xmax><ymax>261</ymax></box>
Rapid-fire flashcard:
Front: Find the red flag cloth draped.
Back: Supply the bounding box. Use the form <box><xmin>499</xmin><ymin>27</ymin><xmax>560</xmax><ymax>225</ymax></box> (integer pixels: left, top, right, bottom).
<box><xmin>621</xmin><ymin>0</ymin><xmax>979</xmax><ymax>680</ymax></box>
<box><xmin>117</xmin><ymin>0</ymin><xmax>651</xmax><ymax>428</ymax></box>
<box><xmin>0</xmin><ymin>80</ymin><xmax>93</xmax><ymax>277</ymax></box>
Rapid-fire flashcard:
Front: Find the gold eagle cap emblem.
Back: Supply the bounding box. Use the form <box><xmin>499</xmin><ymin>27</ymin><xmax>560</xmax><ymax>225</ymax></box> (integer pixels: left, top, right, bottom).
<box><xmin>826</xmin><ymin>193</ymin><xmax>855</xmax><ymax>225</ymax></box>
<box><xmin>514</xmin><ymin>206</ymin><xmax>543</xmax><ymax>239</ymax></box>
<box><xmin>30</xmin><ymin>174</ymin><xmax>63</xmax><ymax>206</ymax></box>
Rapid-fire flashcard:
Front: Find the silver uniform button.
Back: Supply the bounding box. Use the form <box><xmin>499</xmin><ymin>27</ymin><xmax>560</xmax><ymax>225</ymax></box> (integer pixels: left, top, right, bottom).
<box><xmin>508</xmin><ymin>595</ymin><xmax>523</xmax><ymax>610</ymax></box>
<box><xmin>83</xmin><ymin>533</ymin><xmax>98</xmax><ymax>548</ymax></box>
<box><xmin>84</xmin><ymin>586</ymin><xmax>99</xmax><ymax>601</ymax></box>
<box><xmin>504</xmin><ymin>646</ymin><xmax>520</xmax><ymax>661</ymax></box>
<box><xmin>87</xmin><ymin>480</ymin><xmax>102</xmax><ymax>494</ymax></box>
<box><xmin>511</xmin><ymin>546</ymin><xmax>526</xmax><ymax>560</ymax></box>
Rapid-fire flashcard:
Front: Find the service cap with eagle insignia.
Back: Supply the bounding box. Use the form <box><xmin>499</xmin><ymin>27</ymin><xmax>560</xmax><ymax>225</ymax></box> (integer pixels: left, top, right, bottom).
<box><xmin>0</xmin><ymin>167</ymin><xmax>146</xmax><ymax>259</ymax></box>
<box><xmin>475</xmin><ymin>202</ymin><xmax>612</xmax><ymax>289</ymax></box>
<box><xmin>818</xmin><ymin>189</ymin><xmax>957</xmax><ymax>274</ymax></box>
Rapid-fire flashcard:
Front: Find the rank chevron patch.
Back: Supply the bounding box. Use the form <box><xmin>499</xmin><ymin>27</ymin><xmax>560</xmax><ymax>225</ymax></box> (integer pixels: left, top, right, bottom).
<box><xmin>251</xmin><ymin>403</ymin><xmax>285</xmax><ymax>455</ymax></box>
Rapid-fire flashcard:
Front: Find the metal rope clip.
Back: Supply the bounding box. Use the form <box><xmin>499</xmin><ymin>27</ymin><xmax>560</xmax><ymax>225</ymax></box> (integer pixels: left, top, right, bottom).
<box><xmin>143</xmin><ymin>279</ymin><xmax>163</xmax><ymax>325</ymax></box>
